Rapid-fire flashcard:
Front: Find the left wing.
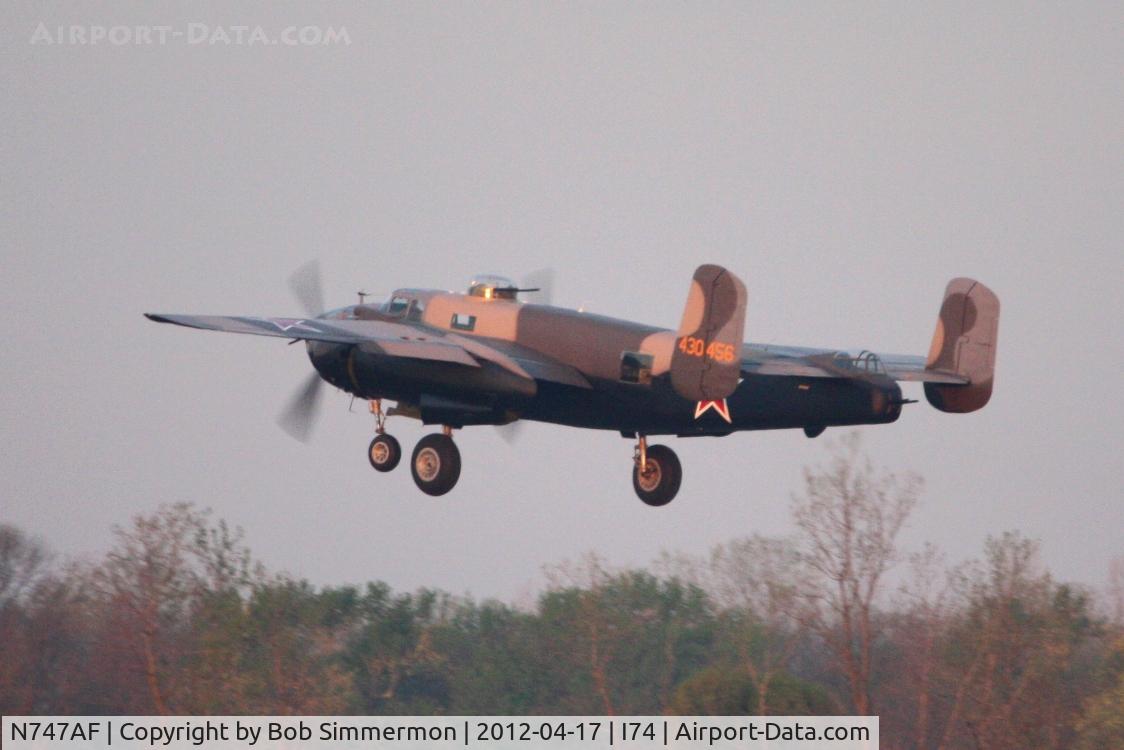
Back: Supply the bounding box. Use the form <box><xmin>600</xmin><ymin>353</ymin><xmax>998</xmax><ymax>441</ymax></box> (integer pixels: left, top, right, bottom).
<box><xmin>145</xmin><ymin>313</ymin><xmax>592</xmax><ymax>389</ymax></box>
<box><xmin>145</xmin><ymin>313</ymin><xmax>482</xmax><ymax>366</ymax></box>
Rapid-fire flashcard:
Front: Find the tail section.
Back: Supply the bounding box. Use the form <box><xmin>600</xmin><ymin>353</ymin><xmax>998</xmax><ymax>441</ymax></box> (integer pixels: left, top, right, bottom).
<box><xmin>670</xmin><ymin>264</ymin><xmax>747</xmax><ymax>401</ymax></box>
<box><xmin>924</xmin><ymin>277</ymin><xmax>1000</xmax><ymax>413</ymax></box>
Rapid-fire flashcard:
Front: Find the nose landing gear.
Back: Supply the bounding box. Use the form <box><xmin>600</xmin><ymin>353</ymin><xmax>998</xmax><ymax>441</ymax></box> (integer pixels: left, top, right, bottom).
<box><xmin>632</xmin><ymin>436</ymin><xmax>682</xmax><ymax>507</ymax></box>
<box><xmin>368</xmin><ymin>434</ymin><xmax>401</xmax><ymax>472</ymax></box>
<box><xmin>367</xmin><ymin>400</ymin><xmax>402</xmax><ymax>472</ymax></box>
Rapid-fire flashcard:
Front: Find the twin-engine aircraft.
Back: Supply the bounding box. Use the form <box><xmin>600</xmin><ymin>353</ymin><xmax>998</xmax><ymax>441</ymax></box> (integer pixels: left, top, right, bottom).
<box><xmin>146</xmin><ymin>264</ymin><xmax>999</xmax><ymax>505</ymax></box>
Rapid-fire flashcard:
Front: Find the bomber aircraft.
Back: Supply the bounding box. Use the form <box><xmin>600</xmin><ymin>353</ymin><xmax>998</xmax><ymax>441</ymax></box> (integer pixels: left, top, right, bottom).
<box><xmin>146</xmin><ymin>264</ymin><xmax>999</xmax><ymax>505</ymax></box>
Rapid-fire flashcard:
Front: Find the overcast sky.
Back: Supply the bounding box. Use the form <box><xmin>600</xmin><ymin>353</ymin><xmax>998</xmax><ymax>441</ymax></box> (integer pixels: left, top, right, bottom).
<box><xmin>2</xmin><ymin>2</ymin><xmax>1121</xmax><ymax>603</ymax></box>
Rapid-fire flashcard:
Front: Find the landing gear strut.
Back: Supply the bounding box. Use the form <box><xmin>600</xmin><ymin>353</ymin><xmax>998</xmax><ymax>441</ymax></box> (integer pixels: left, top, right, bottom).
<box><xmin>632</xmin><ymin>436</ymin><xmax>682</xmax><ymax>507</ymax></box>
<box><xmin>367</xmin><ymin>400</ymin><xmax>401</xmax><ymax>472</ymax></box>
<box><xmin>411</xmin><ymin>428</ymin><xmax>461</xmax><ymax>496</ymax></box>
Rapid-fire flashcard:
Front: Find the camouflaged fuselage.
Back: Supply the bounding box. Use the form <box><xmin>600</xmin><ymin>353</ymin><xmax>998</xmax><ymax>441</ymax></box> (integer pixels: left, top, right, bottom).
<box><xmin>306</xmin><ymin>291</ymin><xmax>902</xmax><ymax>435</ymax></box>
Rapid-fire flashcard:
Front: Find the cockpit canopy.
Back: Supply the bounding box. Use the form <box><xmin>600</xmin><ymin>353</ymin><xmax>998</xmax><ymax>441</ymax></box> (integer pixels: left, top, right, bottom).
<box><xmin>381</xmin><ymin>289</ymin><xmax>433</xmax><ymax>321</ymax></box>
<box><xmin>467</xmin><ymin>274</ymin><xmax>519</xmax><ymax>301</ymax></box>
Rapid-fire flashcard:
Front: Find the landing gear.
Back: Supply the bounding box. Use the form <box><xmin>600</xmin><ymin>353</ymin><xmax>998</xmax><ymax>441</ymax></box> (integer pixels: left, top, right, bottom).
<box><xmin>366</xmin><ymin>399</ymin><xmax>462</xmax><ymax>495</ymax></box>
<box><xmin>368</xmin><ymin>434</ymin><xmax>401</xmax><ymax>472</ymax></box>
<box><xmin>411</xmin><ymin>431</ymin><xmax>461</xmax><ymax>496</ymax></box>
<box><xmin>632</xmin><ymin>436</ymin><xmax>682</xmax><ymax>507</ymax></box>
<box><xmin>367</xmin><ymin>399</ymin><xmax>401</xmax><ymax>472</ymax></box>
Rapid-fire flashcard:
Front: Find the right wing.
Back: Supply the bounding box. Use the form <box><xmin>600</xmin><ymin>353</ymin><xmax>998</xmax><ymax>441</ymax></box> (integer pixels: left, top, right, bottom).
<box><xmin>740</xmin><ymin>344</ymin><xmax>970</xmax><ymax>385</ymax></box>
<box><xmin>738</xmin><ymin>276</ymin><xmax>998</xmax><ymax>403</ymax></box>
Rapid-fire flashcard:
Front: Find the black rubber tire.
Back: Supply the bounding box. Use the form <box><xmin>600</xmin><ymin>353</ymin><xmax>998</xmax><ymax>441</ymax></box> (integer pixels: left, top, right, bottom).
<box><xmin>368</xmin><ymin>434</ymin><xmax>401</xmax><ymax>472</ymax></box>
<box><xmin>632</xmin><ymin>444</ymin><xmax>682</xmax><ymax>507</ymax></box>
<box><xmin>410</xmin><ymin>434</ymin><xmax>461</xmax><ymax>496</ymax></box>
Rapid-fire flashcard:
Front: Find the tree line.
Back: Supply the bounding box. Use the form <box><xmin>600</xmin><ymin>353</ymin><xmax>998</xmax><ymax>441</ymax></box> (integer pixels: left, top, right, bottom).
<box><xmin>2</xmin><ymin>435</ymin><xmax>1122</xmax><ymax>749</ymax></box>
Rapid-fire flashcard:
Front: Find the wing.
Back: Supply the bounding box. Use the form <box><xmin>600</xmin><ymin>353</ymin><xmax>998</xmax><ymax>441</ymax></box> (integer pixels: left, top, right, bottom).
<box><xmin>145</xmin><ymin>313</ymin><xmax>591</xmax><ymax>388</ymax></box>
<box><xmin>146</xmin><ymin>313</ymin><xmax>481</xmax><ymax>366</ymax></box>
<box><xmin>740</xmin><ymin>343</ymin><xmax>969</xmax><ymax>385</ymax></box>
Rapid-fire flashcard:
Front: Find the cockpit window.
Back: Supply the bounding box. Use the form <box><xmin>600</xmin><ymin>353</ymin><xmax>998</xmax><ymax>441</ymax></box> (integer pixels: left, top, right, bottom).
<box><xmin>406</xmin><ymin>298</ymin><xmax>426</xmax><ymax>321</ymax></box>
<box><xmin>386</xmin><ymin>296</ymin><xmax>411</xmax><ymax>316</ymax></box>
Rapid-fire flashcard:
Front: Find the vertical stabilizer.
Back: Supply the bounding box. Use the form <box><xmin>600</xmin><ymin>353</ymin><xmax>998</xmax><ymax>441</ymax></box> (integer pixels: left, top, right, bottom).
<box><xmin>924</xmin><ymin>277</ymin><xmax>1000</xmax><ymax>413</ymax></box>
<box><xmin>670</xmin><ymin>264</ymin><xmax>747</xmax><ymax>401</ymax></box>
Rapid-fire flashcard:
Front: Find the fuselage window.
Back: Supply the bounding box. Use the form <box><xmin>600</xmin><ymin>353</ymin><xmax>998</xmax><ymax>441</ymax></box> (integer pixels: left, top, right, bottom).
<box><xmin>620</xmin><ymin>351</ymin><xmax>654</xmax><ymax>385</ymax></box>
<box><xmin>451</xmin><ymin>313</ymin><xmax>476</xmax><ymax>331</ymax></box>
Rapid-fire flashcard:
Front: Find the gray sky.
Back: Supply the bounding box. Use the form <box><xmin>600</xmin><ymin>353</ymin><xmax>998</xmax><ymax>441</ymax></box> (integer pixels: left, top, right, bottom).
<box><xmin>2</xmin><ymin>2</ymin><xmax>1121</xmax><ymax>603</ymax></box>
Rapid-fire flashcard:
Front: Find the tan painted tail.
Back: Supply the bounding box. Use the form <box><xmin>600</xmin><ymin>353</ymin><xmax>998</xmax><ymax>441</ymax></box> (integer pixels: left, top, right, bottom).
<box><xmin>670</xmin><ymin>264</ymin><xmax>748</xmax><ymax>401</ymax></box>
<box><xmin>924</xmin><ymin>277</ymin><xmax>1000</xmax><ymax>413</ymax></box>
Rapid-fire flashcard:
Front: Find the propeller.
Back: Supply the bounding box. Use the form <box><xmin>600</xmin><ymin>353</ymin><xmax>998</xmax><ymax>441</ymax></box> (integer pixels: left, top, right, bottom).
<box><xmin>277</xmin><ymin>371</ymin><xmax>324</xmax><ymax>443</ymax></box>
<box><xmin>278</xmin><ymin>262</ymin><xmax>554</xmax><ymax>443</ymax></box>
<box><xmin>496</xmin><ymin>421</ymin><xmax>524</xmax><ymax>444</ymax></box>
<box><xmin>287</xmin><ymin>260</ymin><xmax>324</xmax><ymax>318</ymax></box>
<box><xmin>495</xmin><ymin>268</ymin><xmax>554</xmax><ymax>444</ymax></box>
<box><xmin>277</xmin><ymin>260</ymin><xmax>327</xmax><ymax>442</ymax></box>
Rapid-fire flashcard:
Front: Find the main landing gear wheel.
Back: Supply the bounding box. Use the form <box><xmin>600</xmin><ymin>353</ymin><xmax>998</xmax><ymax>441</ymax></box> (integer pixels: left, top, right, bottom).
<box><xmin>633</xmin><ymin>442</ymin><xmax>682</xmax><ymax>507</ymax></box>
<box><xmin>368</xmin><ymin>434</ymin><xmax>401</xmax><ymax>472</ymax></box>
<box><xmin>411</xmin><ymin>433</ymin><xmax>461</xmax><ymax>496</ymax></box>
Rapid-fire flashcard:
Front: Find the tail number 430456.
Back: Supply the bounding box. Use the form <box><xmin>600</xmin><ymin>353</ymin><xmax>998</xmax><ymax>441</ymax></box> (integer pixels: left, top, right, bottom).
<box><xmin>678</xmin><ymin>336</ymin><xmax>736</xmax><ymax>363</ymax></box>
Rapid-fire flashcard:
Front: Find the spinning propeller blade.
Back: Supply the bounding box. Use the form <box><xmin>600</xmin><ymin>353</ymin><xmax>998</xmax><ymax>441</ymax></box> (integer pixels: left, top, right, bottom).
<box><xmin>277</xmin><ymin>370</ymin><xmax>324</xmax><ymax>443</ymax></box>
<box><xmin>288</xmin><ymin>259</ymin><xmax>324</xmax><ymax>317</ymax></box>
<box><xmin>494</xmin><ymin>267</ymin><xmax>553</xmax><ymax>442</ymax></box>
<box><xmin>279</xmin><ymin>259</ymin><xmax>326</xmax><ymax>441</ymax></box>
<box><xmin>496</xmin><ymin>421</ymin><xmax>524</xmax><ymax>444</ymax></box>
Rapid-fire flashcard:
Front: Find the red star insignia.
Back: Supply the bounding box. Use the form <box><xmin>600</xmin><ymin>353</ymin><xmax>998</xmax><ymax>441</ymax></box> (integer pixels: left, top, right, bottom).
<box><xmin>694</xmin><ymin>399</ymin><xmax>732</xmax><ymax>423</ymax></box>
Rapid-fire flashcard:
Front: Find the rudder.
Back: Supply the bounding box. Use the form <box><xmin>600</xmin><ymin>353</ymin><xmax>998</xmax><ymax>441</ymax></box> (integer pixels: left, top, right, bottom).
<box><xmin>670</xmin><ymin>264</ymin><xmax>748</xmax><ymax>401</ymax></box>
<box><xmin>924</xmin><ymin>277</ymin><xmax>1000</xmax><ymax>413</ymax></box>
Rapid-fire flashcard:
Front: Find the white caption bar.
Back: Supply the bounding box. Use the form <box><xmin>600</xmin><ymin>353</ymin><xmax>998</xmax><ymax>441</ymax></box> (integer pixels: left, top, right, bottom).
<box><xmin>4</xmin><ymin>716</ymin><xmax>878</xmax><ymax>750</ymax></box>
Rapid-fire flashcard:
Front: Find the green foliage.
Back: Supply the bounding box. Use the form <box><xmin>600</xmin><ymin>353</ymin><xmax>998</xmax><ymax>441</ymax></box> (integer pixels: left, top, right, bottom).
<box><xmin>343</xmin><ymin>584</ymin><xmax>451</xmax><ymax>714</ymax></box>
<box><xmin>669</xmin><ymin>667</ymin><xmax>755</xmax><ymax>714</ymax></box>
<box><xmin>0</xmin><ymin>500</ymin><xmax>1119</xmax><ymax>748</ymax></box>
<box><xmin>1075</xmin><ymin>666</ymin><xmax>1124</xmax><ymax>749</ymax></box>
<box><xmin>536</xmin><ymin>569</ymin><xmax>716</xmax><ymax>714</ymax></box>
<box><xmin>434</xmin><ymin>601</ymin><xmax>554</xmax><ymax>713</ymax></box>
<box><xmin>761</xmin><ymin>674</ymin><xmax>833</xmax><ymax>715</ymax></box>
<box><xmin>668</xmin><ymin>668</ymin><xmax>831</xmax><ymax>716</ymax></box>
